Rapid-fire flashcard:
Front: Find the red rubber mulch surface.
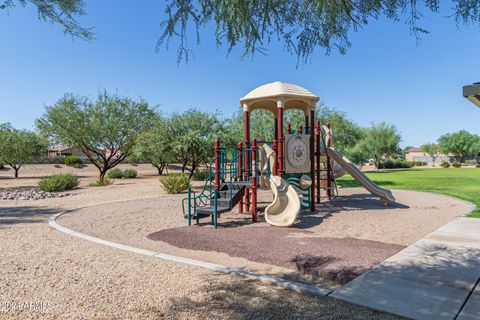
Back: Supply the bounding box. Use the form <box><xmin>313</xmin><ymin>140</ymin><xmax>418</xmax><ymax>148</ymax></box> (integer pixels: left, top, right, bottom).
<box><xmin>147</xmin><ymin>223</ymin><xmax>404</xmax><ymax>285</ymax></box>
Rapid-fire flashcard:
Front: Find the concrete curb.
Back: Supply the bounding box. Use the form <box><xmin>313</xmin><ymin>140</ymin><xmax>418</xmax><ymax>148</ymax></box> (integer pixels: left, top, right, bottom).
<box><xmin>49</xmin><ymin>207</ymin><xmax>332</xmax><ymax>297</ymax></box>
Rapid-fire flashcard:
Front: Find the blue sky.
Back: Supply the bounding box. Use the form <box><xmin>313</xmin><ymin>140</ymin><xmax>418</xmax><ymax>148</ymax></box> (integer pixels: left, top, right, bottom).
<box><xmin>0</xmin><ymin>1</ymin><xmax>479</xmax><ymax>148</ymax></box>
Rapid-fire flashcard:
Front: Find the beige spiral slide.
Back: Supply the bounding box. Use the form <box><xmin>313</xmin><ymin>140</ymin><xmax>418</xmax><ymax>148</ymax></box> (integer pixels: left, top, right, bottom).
<box><xmin>260</xmin><ymin>144</ymin><xmax>301</xmax><ymax>227</ymax></box>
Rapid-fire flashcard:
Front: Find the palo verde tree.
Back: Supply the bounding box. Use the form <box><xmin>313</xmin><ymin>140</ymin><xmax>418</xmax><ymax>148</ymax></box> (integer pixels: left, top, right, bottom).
<box><xmin>0</xmin><ymin>123</ymin><xmax>45</xmax><ymax>178</ymax></box>
<box><xmin>7</xmin><ymin>1</ymin><xmax>480</xmax><ymax>64</ymax></box>
<box><xmin>227</xmin><ymin>104</ymin><xmax>361</xmax><ymax>155</ymax></box>
<box><xmin>167</xmin><ymin>109</ymin><xmax>221</xmax><ymax>178</ymax></box>
<box><xmin>159</xmin><ymin>0</ymin><xmax>480</xmax><ymax>63</ymax></box>
<box><xmin>438</xmin><ymin>130</ymin><xmax>480</xmax><ymax>162</ymax></box>
<box><xmin>420</xmin><ymin>143</ymin><xmax>440</xmax><ymax>166</ymax></box>
<box><xmin>228</xmin><ymin>109</ymin><xmax>276</xmax><ymax>145</ymax></box>
<box><xmin>316</xmin><ymin>105</ymin><xmax>362</xmax><ymax>155</ymax></box>
<box><xmin>356</xmin><ymin>122</ymin><xmax>401</xmax><ymax>169</ymax></box>
<box><xmin>1</xmin><ymin>0</ymin><xmax>93</xmax><ymax>40</ymax></box>
<box><xmin>36</xmin><ymin>92</ymin><xmax>156</xmax><ymax>183</ymax></box>
<box><xmin>132</xmin><ymin>116</ymin><xmax>173</xmax><ymax>175</ymax></box>
<box><xmin>347</xmin><ymin>142</ymin><xmax>370</xmax><ymax>167</ymax></box>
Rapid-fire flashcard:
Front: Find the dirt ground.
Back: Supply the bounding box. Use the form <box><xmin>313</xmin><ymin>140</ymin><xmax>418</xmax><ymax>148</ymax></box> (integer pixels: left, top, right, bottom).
<box><xmin>57</xmin><ymin>184</ymin><xmax>470</xmax><ymax>289</ymax></box>
<box><xmin>0</xmin><ymin>164</ymin><xmax>471</xmax><ymax>319</ymax></box>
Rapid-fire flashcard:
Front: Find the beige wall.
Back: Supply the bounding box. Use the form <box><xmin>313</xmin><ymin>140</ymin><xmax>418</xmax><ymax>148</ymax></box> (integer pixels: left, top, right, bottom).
<box><xmin>405</xmin><ymin>151</ymin><xmax>425</xmax><ymax>162</ymax></box>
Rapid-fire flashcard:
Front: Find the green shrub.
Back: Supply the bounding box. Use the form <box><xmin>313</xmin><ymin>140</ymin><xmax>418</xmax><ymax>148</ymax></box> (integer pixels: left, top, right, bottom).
<box><xmin>441</xmin><ymin>161</ymin><xmax>450</xmax><ymax>168</ymax></box>
<box><xmin>160</xmin><ymin>173</ymin><xmax>191</xmax><ymax>194</ymax></box>
<box><xmin>38</xmin><ymin>173</ymin><xmax>79</xmax><ymax>192</ymax></box>
<box><xmin>107</xmin><ymin>168</ymin><xmax>124</xmax><ymax>179</ymax></box>
<box><xmin>465</xmin><ymin>160</ymin><xmax>478</xmax><ymax>166</ymax></box>
<box><xmin>476</xmin><ymin>164</ymin><xmax>480</xmax><ymax>168</ymax></box>
<box><xmin>0</xmin><ymin>163</ymin><xmax>4</xmax><ymax>170</ymax></box>
<box><xmin>452</xmin><ymin>162</ymin><xmax>461</xmax><ymax>168</ymax></box>
<box><xmin>64</xmin><ymin>156</ymin><xmax>82</xmax><ymax>167</ymax></box>
<box><xmin>123</xmin><ymin>168</ymin><xmax>137</xmax><ymax>178</ymax></box>
<box><xmin>192</xmin><ymin>169</ymin><xmax>211</xmax><ymax>181</ymax></box>
<box><xmin>409</xmin><ymin>161</ymin><xmax>427</xmax><ymax>167</ymax></box>
<box><xmin>89</xmin><ymin>177</ymin><xmax>112</xmax><ymax>187</ymax></box>
<box><xmin>379</xmin><ymin>160</ymin><xmax>412</xmax><ymax>169</ymax></box>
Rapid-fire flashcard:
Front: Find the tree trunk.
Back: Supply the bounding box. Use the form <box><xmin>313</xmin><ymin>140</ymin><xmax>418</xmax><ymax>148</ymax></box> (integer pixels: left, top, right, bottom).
<box><xmin>181</xmin><ymin>161</ymin><xmax>188</xmax><ymax>173</ymax></box>
<box><xmin>99</xmin><ymin>168</ymin><xmax>108</xmax><ymax>184</ymax></box>
<box><xmin>188</xmin><ymin>163</ymin><xmax>197</xmax><ymax>179</ymax></box>
<box><xmin>14</xmin><ymin>167</ymin><xmax>19</xmax><ymax>178</ymax></box>
<box><xmin>157</xmin><ymin>163</ymin><xmax>166</xmax><ymax>176</ymax></box>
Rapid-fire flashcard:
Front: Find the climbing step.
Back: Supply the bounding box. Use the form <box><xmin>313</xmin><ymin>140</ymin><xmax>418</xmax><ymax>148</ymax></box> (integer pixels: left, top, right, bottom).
<box><xmin>195</xmin><ymin>206</ymin><xmax>231</xmax><ymax>215</ymax></box>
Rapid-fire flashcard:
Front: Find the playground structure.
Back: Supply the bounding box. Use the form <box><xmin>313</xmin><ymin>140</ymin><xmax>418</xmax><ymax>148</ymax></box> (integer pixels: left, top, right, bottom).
<box><xmin>183</xmin><ymin>81</ymin><xmax>395</xmax><ymax>227</ymax></box>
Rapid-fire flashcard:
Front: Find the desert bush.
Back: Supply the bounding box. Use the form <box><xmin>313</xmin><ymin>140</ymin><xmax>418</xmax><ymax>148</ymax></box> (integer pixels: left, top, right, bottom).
<box><xmin>441</xmin><ymin>161</ymin><xmax>450</xmax><ymax>168</ymax></box>
<box><xmin>192</xmin><ymin>169</ymin><xmax>211</xmax><ymax>181</ymax></box>
<box><xmin>107</xmin><ymin>168</ymin><xmax>124</xmax><ymax>179</ymax></box>
<box><xmin>38</xmin><ymin>173</ymin><xmax>79</xmax><ymax>192</ymax></box>
<box><xmin>89</xmin><ymin>177</ymin><xmax>112</xmax><ymax>187</ymax></box>
<box><xmin>464</xmin><ymin>160</ymin><xmax>478</xmax><ymax>166</ymax></box>
<box><xmin>379</xmin><ymin>160</ymin><xmax>412</xmax><ymax>169</ymax></box>
<box><xmin>409</xmin><ymin>161</ymin><xmax>427</xmax><ymax>167</ymax></box>
<box><xmin>64</xmin><ymin>155</ymin><xmax>82</xmax><ymax>167</ymax></box>
<box><xmin>160</xmin><ymin>173</ymin><xmax>190</xmax><ymax>194</ymax></box>
<box><xmin>123</xmin><ymin>168</ymin><xmax>137</xmax><ymax>178</ymax></box>
<box><xmin>452</xmin><ymin>162</ymin><xmax>461</xmax><ymax>168</ymax></box>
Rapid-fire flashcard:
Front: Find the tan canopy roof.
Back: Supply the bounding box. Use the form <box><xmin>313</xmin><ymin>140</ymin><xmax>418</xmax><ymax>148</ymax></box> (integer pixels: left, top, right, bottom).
<box><xmin>240</xmin><ymin>81</ymin><xmax>319</xmax><ymax>114</ymax></box>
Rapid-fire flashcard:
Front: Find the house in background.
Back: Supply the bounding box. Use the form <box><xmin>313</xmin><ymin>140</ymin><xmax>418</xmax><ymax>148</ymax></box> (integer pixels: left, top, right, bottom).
<box><xmin>47</xmin><ymin>146</ymin><xmax>90</xmax><ymax>160</ymax></box>
<box><xmin>48</xmin><ymin>146</ymin><xmax>119</xmax><ymax>161</ymax></box>
<box><xmin>405</xmin><ymin>147</ymin><xmax>451</xmax><ymax>163</ymax></box>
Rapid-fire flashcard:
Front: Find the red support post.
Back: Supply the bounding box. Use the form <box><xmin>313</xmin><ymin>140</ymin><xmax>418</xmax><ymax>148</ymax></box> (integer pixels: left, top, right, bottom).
<box><xmin>275</xmin><ymin>118</ymin><xmax>279</xmax><ymax>140</ymax></box>
<box><xmin>305</xmin><ymin>115</ymin><xmax>309</xmax><ymax>134</ymax></box>
<box><xmin>238</xmin><ymin>142</ymin><xmax>243</xmax><ymax>213</ymax></box>
<box><xmin>251</xmin><ymin>138</ymin><xmax>258</xmax><ymax>222</ymax></box>
<box><xmin>214</xmin><ymin>139</ymin><xmax>221</xmax><ymax>193</ymax></box>
<box><xmin>310</xmin><ymin>109</ymin><xmax>315</xmax><ymax>211</ymax></box>
<box><xmin>326</xmin><ymin>123</ymin><xmax>332</xmax><ymax>200</ymax></box>
<box><xmin>287</xmin><ymin>123</ymin><xmax>291</xmax><ymax>134</ymax></box>
<box><xmin>277</xmin><ymin>107</ymin><xmax>284</xmax><ymax>177</ymax></box>
<box><xmin>244</xmin><ymin>110</ymin><xmax>250</xmax><ymax>212</ymax></box>
<box><xmin>298</xmin><ymin>124</ymin><xmax>303</xmax><ymax>135</ymax></box>
<box><xmin>315</xmin><ymin>120</ymin><xmax>321</xmax><ymax>203</ymax></box>
<box><xmin>272</xmin><ymin>139</ymin><xmax>278</xmax><ymax>176</ymax></box>
<box><xmin>245</xmin><ymin>184</ymin><xmax>250</xmax><ymax>212</ymax></box>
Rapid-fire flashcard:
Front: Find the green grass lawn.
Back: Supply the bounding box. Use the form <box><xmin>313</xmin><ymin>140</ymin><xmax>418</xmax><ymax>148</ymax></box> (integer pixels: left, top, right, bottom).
<box><xmin>336</xmin><ymin>168</ymin><xmax>480</xmax><ymax>218</ymax></box>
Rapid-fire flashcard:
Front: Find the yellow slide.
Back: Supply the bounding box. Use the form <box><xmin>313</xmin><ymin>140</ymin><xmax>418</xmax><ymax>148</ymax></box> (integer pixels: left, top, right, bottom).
<box><xmin>326</xmin><ymin>147</ymin><xmax>396</xmax><ymax>204</ymax></box>
<box><xmin>260</xmin><ymin>144</ymin><xmax>301</xmax><ymax>227</ymax></box>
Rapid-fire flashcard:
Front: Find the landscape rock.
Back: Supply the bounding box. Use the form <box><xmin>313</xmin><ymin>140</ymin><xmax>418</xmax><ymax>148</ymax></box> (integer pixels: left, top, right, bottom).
<box><xmin>0</xmin><ymin>190</ymin><xmax>76</xmax><ymax>201</ymax></box>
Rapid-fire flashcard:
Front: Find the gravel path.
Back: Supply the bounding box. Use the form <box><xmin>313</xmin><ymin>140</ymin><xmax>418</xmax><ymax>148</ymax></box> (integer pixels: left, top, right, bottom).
<box><xmin>0</xmin><ymin>165</ymin><xmax>406</xmax><ymax>319</ymax></box>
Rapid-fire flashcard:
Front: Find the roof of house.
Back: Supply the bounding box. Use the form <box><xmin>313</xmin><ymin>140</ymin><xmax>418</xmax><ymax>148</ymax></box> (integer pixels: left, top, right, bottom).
<box><xmin>48</xmin><ymin>146</ymin><xmax>76</xmax><ymax>152</ymax></box>
<box><xmin>406</xmin><ymin>147</ymin><xmax>422</xmax><ymax>153</ymax></box>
